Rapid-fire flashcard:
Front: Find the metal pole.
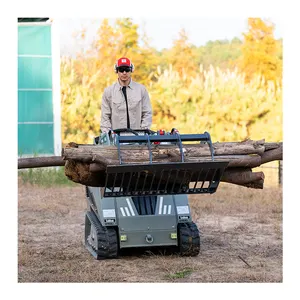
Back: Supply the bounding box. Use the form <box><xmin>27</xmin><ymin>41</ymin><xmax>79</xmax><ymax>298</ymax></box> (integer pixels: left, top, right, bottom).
<box><xmin>278</xmin><ymin>160</ymin><xmax>283</xmax><ymax>185</ymax></box>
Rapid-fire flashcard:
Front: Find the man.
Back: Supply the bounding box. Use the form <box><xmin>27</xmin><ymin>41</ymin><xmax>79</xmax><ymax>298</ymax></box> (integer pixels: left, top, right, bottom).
<box><xmin>100</xmin><ymin>57</ymin><xmax>152</xmax><ymax>133</ymax></box>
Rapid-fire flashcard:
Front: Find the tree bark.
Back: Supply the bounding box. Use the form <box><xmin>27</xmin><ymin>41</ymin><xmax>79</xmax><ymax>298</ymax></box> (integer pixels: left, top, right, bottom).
<box><xmin>18</xmin><ymin>156</ymin><xmax>65</xmax><ymax>169</ymax></box>
<box><xmin>261</xmin><ymin>145</ymin><xmax>283</xmax><ymax>164</ymax></box>
<box><xmin>221</xmin><ymin>168</ymin><xmax>265</xmax><ymax>189</ymax></box>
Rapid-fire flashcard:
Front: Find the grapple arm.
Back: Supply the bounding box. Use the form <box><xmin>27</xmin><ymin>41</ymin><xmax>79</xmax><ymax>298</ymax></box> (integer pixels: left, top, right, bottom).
<box><xmin>102</xmin><ymin>131</ymin><xmax>228</xmax><ymax>197</ymax></box>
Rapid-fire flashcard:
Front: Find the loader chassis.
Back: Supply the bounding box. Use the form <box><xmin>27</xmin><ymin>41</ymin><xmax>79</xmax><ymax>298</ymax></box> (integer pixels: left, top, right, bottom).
<box><xmin>84</xmin><ymin>129</ymin><xmax>228</xmax><ymax>259</ymax></box>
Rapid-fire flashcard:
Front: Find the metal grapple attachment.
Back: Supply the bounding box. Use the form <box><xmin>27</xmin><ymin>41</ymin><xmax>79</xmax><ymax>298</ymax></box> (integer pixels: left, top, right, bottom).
<box><xmin>102</xmin><ymin>129</ymin><xmax>229</xmax><ymax>197</ymax></box>
<box><xmin>104</xmin><ymin>161</ymin><xmax>228</xmax><ymax>197</ymax></box>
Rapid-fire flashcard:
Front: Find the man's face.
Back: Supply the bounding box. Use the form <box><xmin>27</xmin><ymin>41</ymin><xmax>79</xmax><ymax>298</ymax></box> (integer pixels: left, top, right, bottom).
<box><xmin>117</xmin><ymin>66</ymin><xmax>132</xmax><ymax>81</ymax></box>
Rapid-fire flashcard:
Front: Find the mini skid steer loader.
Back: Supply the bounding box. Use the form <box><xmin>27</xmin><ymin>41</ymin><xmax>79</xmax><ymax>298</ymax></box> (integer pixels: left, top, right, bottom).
<box><xmin>84</xmin><ymin>128</ymin><xmax>229</xmax><ymax>259</ymax></box>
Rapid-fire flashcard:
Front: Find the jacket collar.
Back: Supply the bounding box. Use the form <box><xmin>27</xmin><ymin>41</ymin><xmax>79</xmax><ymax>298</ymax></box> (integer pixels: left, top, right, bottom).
<box><xmin>117</xmin><ymin>78</ymin><xmax>133</xmax><ymax>90</ymax></box>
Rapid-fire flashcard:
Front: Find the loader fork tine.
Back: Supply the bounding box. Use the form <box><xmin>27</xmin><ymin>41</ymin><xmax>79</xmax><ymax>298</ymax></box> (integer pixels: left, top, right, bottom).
<box><xmin>193</xmin><ymin>169</ymin><xmax>203</xmax><ymax>192</ymax></box>
<box><xmin>149</xmin><ymin>171</ymin><xmax>156</xmax><ymax>195</ymax></box>
<box><xmin>164</xmin><ymin>170</ymin><xmax>172</xmax><ymax>194</ymax></box>
<box><xmin>119</xmin><ymin>172</ymin><xmax>125</xmax><ymax>193</ymax></box>
<box><xmin>156</xmin><ymin>169</ymin><xmax>164</xmax><ymax>194</ymax></box>
<box><xmin>171</xmin><ymin>169</ymin><xmax>179</xmax><ymax>194</ymax></box>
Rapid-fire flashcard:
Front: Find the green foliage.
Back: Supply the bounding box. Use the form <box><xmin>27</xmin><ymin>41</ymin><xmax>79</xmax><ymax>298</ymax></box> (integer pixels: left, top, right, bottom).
<box><xmin>166</xmin><ymin>268</ymin><xmax>193</xmax><ymax>279</ymax></box>
<box><xmin>196</xmin><ymin>38</ymin><xmax>243</xmax><ymax>69</ymax></box>
<box><xmin>18</xmin><ymin>168</ymin><xmax>76</xmax><ymax>187</ymax></box>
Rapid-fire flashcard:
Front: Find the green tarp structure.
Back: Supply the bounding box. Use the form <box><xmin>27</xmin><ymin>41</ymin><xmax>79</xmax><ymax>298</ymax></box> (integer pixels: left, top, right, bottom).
<box><xmin>18</xmin><ymin>18</ymin><xmax>61</xmax><ymax>156</ymax></box>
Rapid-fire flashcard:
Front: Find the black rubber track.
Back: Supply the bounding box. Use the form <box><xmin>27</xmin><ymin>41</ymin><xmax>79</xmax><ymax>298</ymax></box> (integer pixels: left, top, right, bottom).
<box><xmin>177</xmin><ymin>222</ymin><xmax>200</xmax><ymax>256</ymax></box>
<box><xmin>85</xmin><ymin>210</ymin><xmax>118</xmax><ymax>260</ymax></box>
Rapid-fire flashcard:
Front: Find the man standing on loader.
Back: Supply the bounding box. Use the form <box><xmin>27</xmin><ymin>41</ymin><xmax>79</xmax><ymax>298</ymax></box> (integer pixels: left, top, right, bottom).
<box><xmin>100</xmin><ymin>57</ymin><xmax>152</xmax><ymax>133</ymax></box>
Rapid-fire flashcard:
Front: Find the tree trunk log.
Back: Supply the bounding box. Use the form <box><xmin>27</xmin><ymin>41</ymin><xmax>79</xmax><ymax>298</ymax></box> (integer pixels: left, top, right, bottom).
<box><xmin>221</xmin><ymin>168</ymin><xmax>265</xmax><ymax>189</ymax></box>
<box><xmin>18</xmin><ymin>156</ymin><xmax>65</xmax><ymax>169</ymax></box>
<box><xmin>61</xmin><ymin>140</ymin><xmax>267</xmax><ymax>162</ymax></box>
<box><xmin>64</xmin><ymin>160</ymin><xmax>265</xmax><ymax>189</ymax></box>
<box><xmin>261</xmin><ymin>145</ymin><xmax>283</xmax><ymax>164</ymax></box>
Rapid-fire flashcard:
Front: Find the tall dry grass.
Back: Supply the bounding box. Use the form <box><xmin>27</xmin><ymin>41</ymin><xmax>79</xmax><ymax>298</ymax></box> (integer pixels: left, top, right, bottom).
<box><xmin>148</xmin><ymin>65</ymin><xmax>282</xmax><ymax>142</ymax></box>
<box><xmin>61</xmin><ymin>61</ymin><xmax>282</xmax><ymax>144</ymax></box>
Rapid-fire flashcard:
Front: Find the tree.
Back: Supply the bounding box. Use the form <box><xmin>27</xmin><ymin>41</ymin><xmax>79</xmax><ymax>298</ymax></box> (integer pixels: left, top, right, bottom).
<box><xmin>60</xmin><ymin>18</ymin><xmax>159</xmax><ymax>144</ymax></box>
<box><xmin>163</xmin><ymin>28</ymin><xmax>199</xmax><ymax>79</ymax></box>
<box><xmin>196</xmin><ymin>38</ymin><xmax>242</xmax><ymax>70</ymax></box>
<box><xmin>239</xmin><ymin>18</ymin><xmax>282</xmax><ymax>84</ymax></box>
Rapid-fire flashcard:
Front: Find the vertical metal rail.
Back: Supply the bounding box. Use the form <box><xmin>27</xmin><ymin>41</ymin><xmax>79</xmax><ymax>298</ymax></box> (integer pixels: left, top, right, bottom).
<box><xmin>178</xmin><ymin>170</ymin><xmax>188</xmax><ymax>193</ymax></box>
<box><xmin>200</xmin><ymin>168</ymin><xmax>210</xmax><ymax>190</ymax></box>
<box><xmin>141</xmin><ymin>172</ymin><xmax>148</xmax><ymax>194</ymax></box>
<box><xmin>146</xmin><ymin>134</ymin><xmax>153</xmax><ymax>163</ymax></box>
<box><xmin>175</xmin><ymin>133</ymin><xmax>185</xmax><ymax>162</ymax></box>
<box><xmin>119</xmin><ymin>172</ymin><xmax>125</xmax><ymax>194</ymax></box>
<box><xmin>208</xmin><ymin>168</ymin><xmax>218</xmax><ymax>191</ymax></box>
<box><xmin>193</xmin><ymin>169</ymin><xmax>203</xmax><ymax>192</ymax></box>
<box><xmin>171</xmin><ymin>169</ymin><xmax>180</xmax><ymax>194</ymax></box>
<box><xmin>134</xmin><ymin>172</ymin><xmax>141</xmax><ymax>195</ymax></box>
<box><xmin>204</xmin><ymin>131</ymin><xmax>215</xmax><ymax>161</ymax></box>
<box><xmin>148</xmin><ymin>171</ymin><xmax>156</xmax><ymax>194</ymax></box>
<box><xmin>115</xmin><ymin>134</ymin><xmax>122</xmax><ymax>165</ymax></box>
<box><xmin>163</xmin><ymin>170</ymin><xmax>172</xmax><ymax>194</ymax></box>
<box><xmin>155</xmin><ymin>169</ymin><xmax>165</xmax><ymax>194</ymax></box>
<box><xmin>125</xmin><ymin>172</ymin><xmax>133</xmax><ymax>195</ymax></box>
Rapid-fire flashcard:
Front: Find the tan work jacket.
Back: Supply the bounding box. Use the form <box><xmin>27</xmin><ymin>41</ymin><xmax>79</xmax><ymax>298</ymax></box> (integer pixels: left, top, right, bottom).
<box><xmin>100</xmin><ymin>80</ymin><xmax>152</xmax><ymax>133</ymax></box>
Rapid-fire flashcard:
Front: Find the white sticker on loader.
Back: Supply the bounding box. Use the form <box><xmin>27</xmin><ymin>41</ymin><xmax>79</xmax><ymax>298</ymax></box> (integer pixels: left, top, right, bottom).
<box><xmin>103</xmin><ymin>209</ymin><xmax>116</xmax><ymax>218</ymax></box>
<box><xmin>177</xmin><ymin>206</ymin><xmax>189</xmax><ymax>214</ymax></box>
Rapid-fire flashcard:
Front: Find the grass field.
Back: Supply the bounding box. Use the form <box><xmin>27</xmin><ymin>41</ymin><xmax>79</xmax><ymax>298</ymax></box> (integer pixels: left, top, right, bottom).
<box><xmin>18</xmin><ymin>169</ymin><xmax>282</xmax><ymax>283</ymax></box>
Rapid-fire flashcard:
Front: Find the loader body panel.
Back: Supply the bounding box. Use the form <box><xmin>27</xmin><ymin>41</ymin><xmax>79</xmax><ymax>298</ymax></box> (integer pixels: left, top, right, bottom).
<box><xmin>87</xmin><ymin>186</ymin><xmax>192</xmax><ymax>248</ymax></box>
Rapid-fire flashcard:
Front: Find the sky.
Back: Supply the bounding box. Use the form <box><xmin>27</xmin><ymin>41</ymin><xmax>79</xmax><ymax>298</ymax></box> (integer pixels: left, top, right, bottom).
<box><xmin>58</xmin><ymin>17</ymin><xmax>283</xmax><ymax>56</ymax></box>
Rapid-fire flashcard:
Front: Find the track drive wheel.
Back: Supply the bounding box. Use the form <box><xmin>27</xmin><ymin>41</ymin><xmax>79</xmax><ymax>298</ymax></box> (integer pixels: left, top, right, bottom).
<box><xmin>178</xmin><ymin>222</ymin><xmax>200</xmax><ymax>256</ymax></box>
<box><xmin>85</xmin><ymin>211</ymin><xmax>118</xmax><ymax>260</ymax></box>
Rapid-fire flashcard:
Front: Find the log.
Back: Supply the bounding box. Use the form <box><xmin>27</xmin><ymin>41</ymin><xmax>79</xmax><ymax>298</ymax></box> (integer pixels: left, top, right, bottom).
<box><xmin>18</xmin><ymin>156</ymin><xmax>65</xmax><ymax>169</ymax></box>
<box><xmin>65</xmin><ymin>152</ymin><xmax>262</xmax><ymax>169</ymax></box>
<box><xmin>61</xmin><ymin>140</ymin><xmax>267</xmax><ymax>162</ymax></box>
<box><xmin>18</xmin><ymin>139</ymin><xmax>283</xmax><ymax>190</ymax></box>
<box><xmin>18</xmin><ymin>141</ymin><xmax>282</xmax><ymax>170</ymax></box>
<box><xmin>88</xmin><ymin>154</ymin><xmax>262</xmax><ymax>172</ymax></box>
<box><xmin>64</xmin><ymin>160</ymin><xmax>265</xmax><ymax>189</ymax></box>
<box><xmin>264</xmin><ymin>142</ymin><xmax>283</xmax><ymax>151</ymax></box>
<box><xmin>261</xmin><ymin>145</ymin><xmax>283</xmax><ymax>164</ymax></box>
<box><xmin>221</xmin><ymin>168</ymin><xmax>265</xmax><ymax>189</ymax></box>
<box><xmin>61</xmin><ymin>140</ymin><xmax>282</xmax><ymax>167</ymax></box>
<box><xmin>64</xmin><ymin>160</ymin><xmax>106</xmax><ymax>187</ymax></box>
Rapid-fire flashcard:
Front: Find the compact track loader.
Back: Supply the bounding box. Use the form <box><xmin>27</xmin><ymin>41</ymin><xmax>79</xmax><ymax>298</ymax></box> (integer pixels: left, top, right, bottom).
<box><xmin>85</xmin><ymin>128</ymin><xmax>229</xmax><ymax>259</ymax></box>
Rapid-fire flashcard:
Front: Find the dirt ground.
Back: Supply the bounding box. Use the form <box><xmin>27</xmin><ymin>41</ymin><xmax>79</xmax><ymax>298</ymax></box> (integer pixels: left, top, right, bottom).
<box><xmin>18</xmin><ymin>180</ymin><xmax>282</xmax><ymax>283</ymax></box>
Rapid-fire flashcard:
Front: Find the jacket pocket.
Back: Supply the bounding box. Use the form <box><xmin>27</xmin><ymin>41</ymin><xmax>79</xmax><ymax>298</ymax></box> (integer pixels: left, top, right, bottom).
<box><xmin>112</xmin><ymin>98</ymin><xmax>124</xmax><ymax>111</ymax></box>
<box><xmin>129</xmin><ymin>97</ymin><xmax>141</xmax><ymax>109</ymax></box>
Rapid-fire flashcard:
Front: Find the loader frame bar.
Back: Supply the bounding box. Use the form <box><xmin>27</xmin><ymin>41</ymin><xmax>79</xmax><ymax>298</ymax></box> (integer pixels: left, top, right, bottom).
<box><xmin>115</xmin><ymin>131</ymin><xmax>215</xmax><ymax>165</ymax></box>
